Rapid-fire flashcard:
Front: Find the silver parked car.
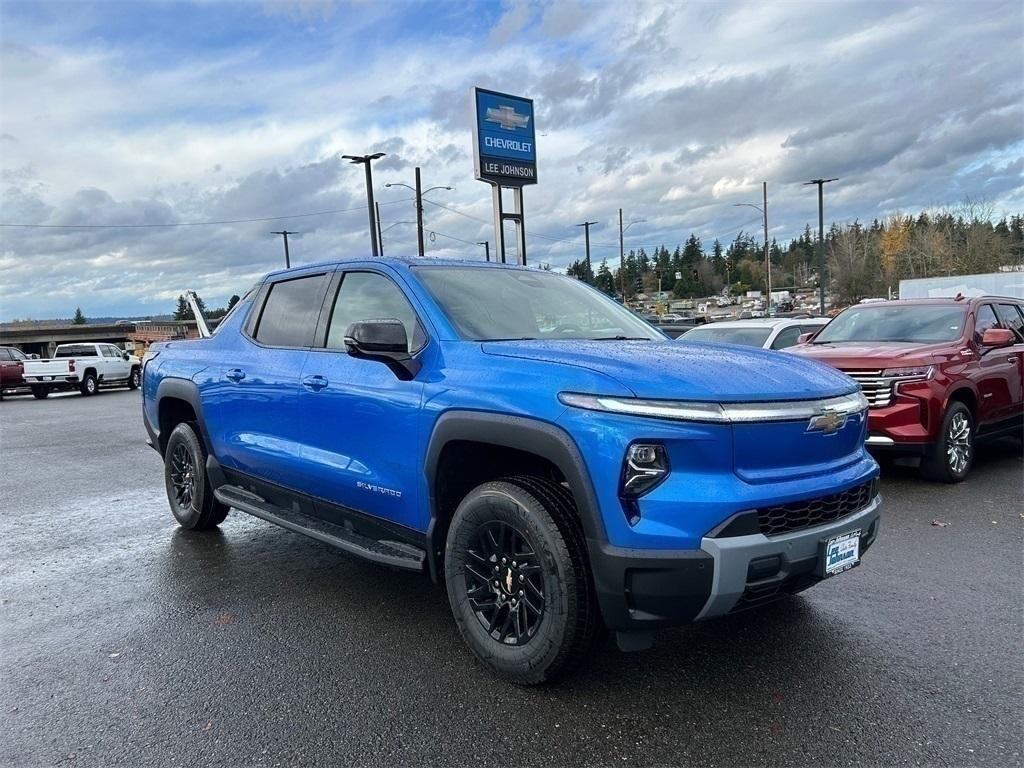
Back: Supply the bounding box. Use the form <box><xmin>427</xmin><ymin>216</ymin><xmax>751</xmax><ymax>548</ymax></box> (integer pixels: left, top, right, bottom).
<box><xmin>678</xmin><ymin>317</ymin><xmax>829</xmax><ymax>350</ymax></box>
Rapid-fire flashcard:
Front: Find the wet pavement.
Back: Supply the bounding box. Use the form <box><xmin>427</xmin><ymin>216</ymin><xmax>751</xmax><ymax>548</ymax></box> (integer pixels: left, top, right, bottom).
<box><xmin>1</xmin><ymin>390</ymin><xmax>1022</xmax><ymax>767</ymax></box>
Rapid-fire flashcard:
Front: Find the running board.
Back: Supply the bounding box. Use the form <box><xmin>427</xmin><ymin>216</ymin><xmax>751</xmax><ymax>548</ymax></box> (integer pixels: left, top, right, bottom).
<box><xmin>213</xmin><ymin>485</ymin><xmax>426</xmax><ymax>572</ymax></box>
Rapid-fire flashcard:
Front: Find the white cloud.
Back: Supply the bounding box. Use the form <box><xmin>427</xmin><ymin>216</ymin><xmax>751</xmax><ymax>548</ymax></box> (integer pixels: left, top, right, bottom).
<box><xmin>0</xmin><ymin>0</ymin><xmax>1021</xmax><ymax>320</ymax></box>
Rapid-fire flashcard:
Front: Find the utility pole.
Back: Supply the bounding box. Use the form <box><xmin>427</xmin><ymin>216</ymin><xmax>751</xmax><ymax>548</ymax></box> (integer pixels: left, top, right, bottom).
<box><xmin>478</xmin><ymin>241</ymin><xmax>490</xmax><ymax>262</ymax></box>
<box><xmin>343</xmin><ymin>153</ymin><xmax>386</xmax><ymax>258</ymax></box>
<box><xmin>804</xmin><ymin>177</ymin><xmax>838</xmax><ymax>315</ymax></box>
<box><xmin>385</xmin><ymin>168</ymin><xmax>451</xmax><ymax>258</ymax></box>
<box><xmin>576</xmin><ymin>220</ymin><xmax>598</xmax><ymax>279</ymax></box>
<box><xmin>271</xmin><ymin>230</ymin><xmax>296</xmax><ymax>268</ymax></box>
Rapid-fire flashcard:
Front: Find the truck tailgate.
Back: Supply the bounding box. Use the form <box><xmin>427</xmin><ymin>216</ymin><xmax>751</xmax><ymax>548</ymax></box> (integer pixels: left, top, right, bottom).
<box><xmin>23</xmin><ymin>360</ymin><xmax>72</xmax><ymax>378</ymax></box>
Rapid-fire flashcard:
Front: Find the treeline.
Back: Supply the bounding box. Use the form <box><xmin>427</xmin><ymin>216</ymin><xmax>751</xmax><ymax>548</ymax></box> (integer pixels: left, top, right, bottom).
<box><xmin>567</xmin><ymin>204</ymin><xmax>1024</xmax><ymax>305</ymax></box>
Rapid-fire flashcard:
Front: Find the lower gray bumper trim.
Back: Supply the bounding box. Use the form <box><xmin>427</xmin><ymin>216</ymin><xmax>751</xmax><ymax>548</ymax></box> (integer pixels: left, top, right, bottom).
<box><xmin>696</xmin><ymin>495</ymin><xmax>882</xmax><ymax>620</ymax></box>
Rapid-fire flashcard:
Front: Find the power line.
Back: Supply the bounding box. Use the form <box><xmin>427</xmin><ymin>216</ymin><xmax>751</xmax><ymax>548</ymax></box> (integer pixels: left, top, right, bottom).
<box><xmin>0</xmin><ymin>197</ymin><xmax>416</xmax><ymax>229</ymax></box>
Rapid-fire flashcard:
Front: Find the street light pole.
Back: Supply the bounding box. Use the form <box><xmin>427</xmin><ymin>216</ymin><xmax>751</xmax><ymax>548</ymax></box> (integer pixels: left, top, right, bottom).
<box><xmin>804</xmin><ymin>177</ymin><xmax>838</xmax><ymax>315</ymax></box>
<box><xmin>385</xmin><ymin>169</ymin><xmax>452</xmax><ymax>258</ymax></box>
<box><xmin>375</xmin><ymin>201</ymin><xmax>384</xmax><ymax>257</ymax></box>
<box><xmin>576</xmin><ymin>220</ymin><xmax>598</xmax><ymax>279</ymax></box>
<box><xmin>343</xmin><ymin>153</ymin><xmax>386</xmax><ymax>258</ymax></box>
<box><xmin>618</xmin><ymin>210</ymin><xmax>646</xmax><ymax>302</ymax></box>
<box><xmin>270</xmin><ymin>230</ymin><xmax>296</xmax><ymax>268</ymax></box>
<box><xmin>477</xmin><ymin>241</ymin><xmax>490</xmax><ymax>262</ymax></box>
<box><xmin>619</xmin><ymin>208</ymin><xmax>625</xmax><ymax>300</ymax></box>
<box><xmin>763</xmin><ymin>181</ymin><xmax>770</xmax><ymax>313</ymax></box>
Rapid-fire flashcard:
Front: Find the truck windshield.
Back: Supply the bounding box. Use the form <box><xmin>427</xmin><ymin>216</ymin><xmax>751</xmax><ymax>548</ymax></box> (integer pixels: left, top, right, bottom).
<box><xmin>416</xmin><ymin>267</ymin><xmax>663</xmax><ymax>341</ymax></box>
<box><xmin>679</xmin><ymin>326</ymin><xmax>772</xmax><ymax>347</ymax></box>
<box><xmin>54</xmin><ymin>344</ymin><xmax>98</xmax><ymax>357</ymax></box>
<box><xmin>813</xmin><ymin>305</ymin><xmax>966</xmax><ymax>343</ymax></box>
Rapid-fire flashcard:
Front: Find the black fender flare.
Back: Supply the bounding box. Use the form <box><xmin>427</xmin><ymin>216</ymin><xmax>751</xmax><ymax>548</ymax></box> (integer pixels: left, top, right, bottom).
<box><xmin>423</xmin><ymin>410</ymin><xmax>607</xmax><ymax>546</ymax></box>
<box><xmin>153</xmin><ymin>377</ymin><xmax>212</xmax><ymax>455</ymax></box>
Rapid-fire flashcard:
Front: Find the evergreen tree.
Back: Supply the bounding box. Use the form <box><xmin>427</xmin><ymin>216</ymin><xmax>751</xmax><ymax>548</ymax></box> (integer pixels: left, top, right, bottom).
<box><xmin>595</xmin><ymin>259</ymin><xmax>614</xmax><ymax>294</ymax></box>
<box><xmin>173</xmin><ymin>295</ymin><xmax>190</xmax><ymax>321</ymax></box>
<box><xmin>72</xmin><ymin>307</ymin><xmax>86</xmax><ymax>325</ymax></box>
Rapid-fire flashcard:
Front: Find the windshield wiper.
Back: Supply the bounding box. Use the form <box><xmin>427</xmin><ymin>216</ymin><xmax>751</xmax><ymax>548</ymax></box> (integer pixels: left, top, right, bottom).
<box><xmin>590</xmin><ymin>336</ymin><xmax>650</xmax><ymax>341</ymax></box>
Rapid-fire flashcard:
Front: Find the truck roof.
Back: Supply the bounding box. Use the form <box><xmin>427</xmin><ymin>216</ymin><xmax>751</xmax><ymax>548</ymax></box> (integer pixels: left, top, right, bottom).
<box><xmin>264</xmin><ymin>255</ymin><xmax>531</xmax><ymax>280</ymax></box>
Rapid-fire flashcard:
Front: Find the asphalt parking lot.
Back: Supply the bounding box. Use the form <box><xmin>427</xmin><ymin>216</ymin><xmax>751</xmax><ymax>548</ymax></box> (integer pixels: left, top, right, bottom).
<box><xmin>1</xmin><ymin>390</ymin><xmax>1021</xmax><ymax>767</ymax></box>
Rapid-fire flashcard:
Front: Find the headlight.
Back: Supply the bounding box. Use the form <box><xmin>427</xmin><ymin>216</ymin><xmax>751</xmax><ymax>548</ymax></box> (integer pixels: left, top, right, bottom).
<box><xmin>620</xmin><ymin>443</ymin><xmax>669</xmax><ymax>498</ymax></box>
<box><xmin>559</xmin><ymin>392</ymin><xmax>727</xmax><ymax>423</ymax></box>
<box><xmin>882</xmin><ymin>365</ymin><xmax>934</xmax><ymax>379</ymax></box>
<box><xmin>619</xmin><ymin>443</ymin><xmax>669</xmax><ymax>525</ymax></box>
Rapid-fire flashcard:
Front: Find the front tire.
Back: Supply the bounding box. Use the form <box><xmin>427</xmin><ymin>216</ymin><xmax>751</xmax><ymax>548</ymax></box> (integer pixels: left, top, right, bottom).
<box><xmin>444</xmin><ymin>476</ymin><xmax>598</xmax><ymax>685</ymax></box>
<box><xmin>31</xmin><ymin>385</ymin><xmax>50</xmax><ymax>399</ymax></box>
<box><xmin>127</xmin><ymin>366</ymin><xmax>141</xmax><ymax>390</ymax></box>
<box><xmin>163</xmin><ymin>422</ymin><xmax>229</xmax><ymax>530</ymax></box>
<box><xmin>921</xmin><ymin>401</ymin><xmax>975</xmax><ymax>483</ymax></box>
<box><xmin>79</xmin><ymin>373</ymin><xmax>97</xmax><ymax>396</ymax></box>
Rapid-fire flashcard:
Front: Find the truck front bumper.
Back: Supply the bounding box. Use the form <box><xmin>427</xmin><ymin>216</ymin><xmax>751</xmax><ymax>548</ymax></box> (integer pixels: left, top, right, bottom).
<box><xmin>589</xmin><ymin>494</ymin><xmax>881</xmax><ymax>631</ymax></box>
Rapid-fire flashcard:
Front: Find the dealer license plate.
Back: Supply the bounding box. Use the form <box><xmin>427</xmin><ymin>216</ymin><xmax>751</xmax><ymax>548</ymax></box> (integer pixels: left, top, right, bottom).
<box><xmin>823</xmin><ymin>530</ymin><xmax>860</xmax><ymax>576</ymax></box>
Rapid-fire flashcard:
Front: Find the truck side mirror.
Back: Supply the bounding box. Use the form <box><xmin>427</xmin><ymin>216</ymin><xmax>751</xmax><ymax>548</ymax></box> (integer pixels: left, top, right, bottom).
<box><xmin>980</xmin><ymin>328</ymin><xmax>1013</xmax><ymax>348</ymax></box>
<box><xmin>797</xmin><ymin>332</ymin><xmax>814</xmax><ymax>345</ymax></box>
<box><xmin>344</xmin><ymin>319</ymin><xmax>420</xmax><ymax>380</ymax></box>
<box><xmin>122</xmin><ymin>351</ymin><xmax>130</xmax><ymax>361</ymax></box>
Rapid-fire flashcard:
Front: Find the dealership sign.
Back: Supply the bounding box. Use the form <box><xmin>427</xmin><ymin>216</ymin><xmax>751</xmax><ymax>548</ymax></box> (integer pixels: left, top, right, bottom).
<box><xmin>473</xmin><ymin>88</ymin><xmax>537</xmax><ymax>186</ymax></box>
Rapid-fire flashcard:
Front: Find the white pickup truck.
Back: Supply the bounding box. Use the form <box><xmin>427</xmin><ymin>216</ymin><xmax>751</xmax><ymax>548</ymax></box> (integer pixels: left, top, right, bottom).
<box><xmin>22</xmin><ymin>343</ymin><xmax>142</xmax><ymax>399</ymax></box>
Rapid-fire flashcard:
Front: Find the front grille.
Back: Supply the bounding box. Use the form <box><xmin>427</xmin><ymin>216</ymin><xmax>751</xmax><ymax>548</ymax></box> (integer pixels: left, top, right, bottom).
<box><xmin>757</xmin><ymin>480</ymin><xmax>874</xmax><ymax>537</ymax></box>
<box><xmin>843</xmin><ymin>369</ymin><xmax>893</xmax><ymax>408</ymax></box>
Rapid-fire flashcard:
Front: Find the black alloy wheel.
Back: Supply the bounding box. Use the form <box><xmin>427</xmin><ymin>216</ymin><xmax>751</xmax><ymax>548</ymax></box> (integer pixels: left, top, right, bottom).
<box><xmin>162</xmin><ymin>421</ymin><xmax>229</xmax><ymax>530</ymax></box>
<box><xmin>444</xmin><ymin>477</ymin><xmax>598</xmax><ymax>684</ymax></box>
<box><xmin>463</xmin><ymin>520</ymin><xmax>546</xmax><ymax>646</ymax></box>
<box><xmin>169</xmin><ymin>442</ymin><xmax>196</xmax><ymax>511</ymax></box>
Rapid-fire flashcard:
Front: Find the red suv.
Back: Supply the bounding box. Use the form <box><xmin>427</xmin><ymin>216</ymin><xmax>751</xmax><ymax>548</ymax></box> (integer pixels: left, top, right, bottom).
<box><xmin>790</xmin><ymin>296</ymin><xmax>1024</xmax><ymax>482</ymax></box>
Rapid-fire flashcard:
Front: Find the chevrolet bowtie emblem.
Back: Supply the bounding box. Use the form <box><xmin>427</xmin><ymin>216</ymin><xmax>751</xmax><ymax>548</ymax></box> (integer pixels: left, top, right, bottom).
<box><xmin>807</xmin><ymin>408</ymin><xmax>848</xmax><ymax>435</ymax></box>
<box><xmin>485</xmin><ymin>105</ymin><xmax>531</xmax><ymax>131</ymax></box>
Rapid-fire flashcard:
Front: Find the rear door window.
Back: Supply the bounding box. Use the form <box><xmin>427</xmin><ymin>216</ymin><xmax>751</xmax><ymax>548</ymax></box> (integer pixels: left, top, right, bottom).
<box><xmin>254</xmin><ymin>274</ymin><xmax>330</xmax><ymax>347</ymax></box>
<box><xmin>0</xmin><ymin>348</ymin><xmax>11</xmax><ymax>361</ymax></box>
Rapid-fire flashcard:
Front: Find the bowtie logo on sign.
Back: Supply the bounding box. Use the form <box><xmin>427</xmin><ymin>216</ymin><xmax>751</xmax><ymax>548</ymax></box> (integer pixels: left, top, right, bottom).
<box><xmin>485</xmin><ymin>105</ymin><xmax>531</xmax><ymax>131</ymax></box>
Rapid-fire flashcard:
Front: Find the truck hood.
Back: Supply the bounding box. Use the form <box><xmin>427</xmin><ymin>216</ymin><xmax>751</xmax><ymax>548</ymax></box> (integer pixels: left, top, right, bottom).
<box><xmin>789</xmin><ymin>341</ymin><xmax>949</xmax><ymax>367</ymax></box>
<box><xmin>481</xmin><ymin>340</ymin><xmax>856</xmax><ymax>402</ymax></box>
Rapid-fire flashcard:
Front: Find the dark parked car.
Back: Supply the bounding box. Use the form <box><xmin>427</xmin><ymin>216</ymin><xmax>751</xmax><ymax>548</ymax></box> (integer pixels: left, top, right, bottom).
<box><xmin>0</xmin><ymin>346</ymin><xmax>29</xmax><ymax>399</ymax></box>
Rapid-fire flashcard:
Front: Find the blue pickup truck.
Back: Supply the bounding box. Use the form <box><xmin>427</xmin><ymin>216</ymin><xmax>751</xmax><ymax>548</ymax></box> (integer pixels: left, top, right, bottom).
<box><xmin>143</xmin><ymin>257</ymin><xmax>880</xmax><ymax>684</ymax></box>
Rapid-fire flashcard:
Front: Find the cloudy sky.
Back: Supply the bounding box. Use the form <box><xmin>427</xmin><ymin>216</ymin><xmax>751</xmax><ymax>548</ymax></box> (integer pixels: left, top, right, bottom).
<box><xmin>1</xmin><ymin>0</ymin><xmax>1021</xmax><ymax>320</ymax></box>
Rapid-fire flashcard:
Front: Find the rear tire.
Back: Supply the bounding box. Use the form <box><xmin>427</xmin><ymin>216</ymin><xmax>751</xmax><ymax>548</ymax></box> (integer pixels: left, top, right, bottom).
<box><xmin>444</xmin><ymin>476</ymin><xmax>598</xmax><ymax>685</ymax></box>
<box><xmin>127</xmin><ymin>366</ymin><xmax>141</xmax><ymax>390</ymax></box>
<box><xmin>163</xmin><ymin>422</ymin><xmax>229</xmax><ymax>530</ymax></box>
<box><xmin>31</xmin><ymin>386</ymin><xmax>50</xmax><ymax>399</ymax></box>
<box><xmin>920</xmin><ymin>401</ymin><xmax>974</xmax><ymax>483</ymax></box>
<box><xmin>79</xmin><ymin>373</ymin><xmax>97</xmax><ymax>397</ymax></box>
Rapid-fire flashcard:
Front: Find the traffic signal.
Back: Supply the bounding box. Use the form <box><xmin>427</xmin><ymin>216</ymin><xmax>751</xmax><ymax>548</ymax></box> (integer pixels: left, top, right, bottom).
<box><xmin>634</xmin><ymin>277</ymin><xmax>643</xmax><ymax>292</ymax></box>
<box><xmin>692</xmin><ymin>269</ymin><xmax>699</xmax><ymax>281</ymax></box>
